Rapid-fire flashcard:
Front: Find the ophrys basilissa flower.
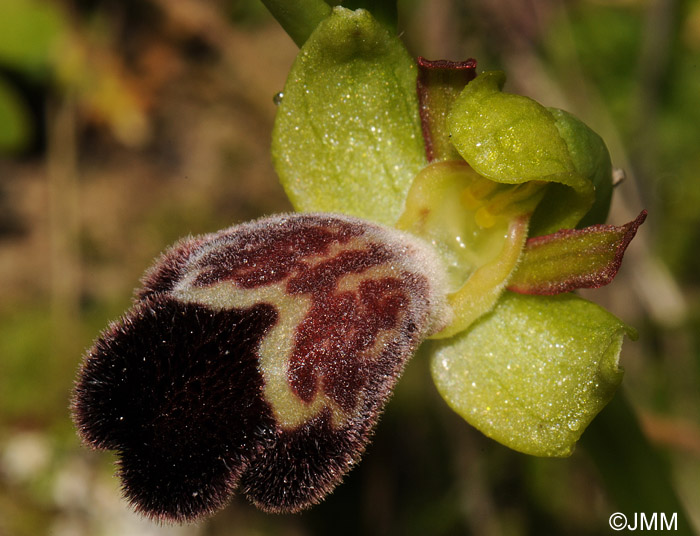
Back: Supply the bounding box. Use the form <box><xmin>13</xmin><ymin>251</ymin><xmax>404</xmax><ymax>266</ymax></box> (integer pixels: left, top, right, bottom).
<box><xmin>72</xmin><ymin>6</ymin><xmax>644</xmax><ymax>522</ymax></box>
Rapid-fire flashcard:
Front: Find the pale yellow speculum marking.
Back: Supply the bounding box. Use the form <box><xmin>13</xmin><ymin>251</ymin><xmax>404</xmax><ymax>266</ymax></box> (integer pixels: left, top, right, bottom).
<box><xmin>171</xmin><ymin>245</ymin><xmax>388</xmax><ymax>431</ymax></box>
<box><xmin>170</xmin><ymin>232</ymin><xmax>440</xmax><ymax>431</ymax></box>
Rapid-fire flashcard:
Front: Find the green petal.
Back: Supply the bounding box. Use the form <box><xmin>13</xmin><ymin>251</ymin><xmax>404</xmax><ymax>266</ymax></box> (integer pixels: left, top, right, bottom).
<box><xmin>547</xmin><ymin>108</ymin><xmax>614</xmax><ymax>228</ymax></box>
<box><xmin>508</xmin><ymin>211</ymin><xmax>647</xmax><ymax>295</ymax></box>
<box><xmin>272</xmin><ymin>7</ymin><xmax>425</xmax><ymax>226</ymax></box>
<box><xmin>448</xmin><ymin>71</ymin><xmax>573</xmax><ymax>181</ymax></box>
<box><xmin>416</xmin><ymin>58</ymin><xmax>477</xmax><ymax>162</ymax></box>
<box><xmin>430</xmin><ymin>292</ymin><xmax>634</xmax><ymax>457</ymax></box>
<box><xmin>447</xmin><ymin>71</ymin><xmax>594</xmax><ymax>234</ymax></box>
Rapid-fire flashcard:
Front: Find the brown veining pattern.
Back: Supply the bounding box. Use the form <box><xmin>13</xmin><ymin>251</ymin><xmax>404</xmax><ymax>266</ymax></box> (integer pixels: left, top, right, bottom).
<box><xmin>186</xmin><ymin>215</ymin><xmax>430</xmax><ymax>422</ymax></box>
<box><xmin>73</xmin><ymin>213</ymin><xmax>445</xmax><ymax>519</ymax></box>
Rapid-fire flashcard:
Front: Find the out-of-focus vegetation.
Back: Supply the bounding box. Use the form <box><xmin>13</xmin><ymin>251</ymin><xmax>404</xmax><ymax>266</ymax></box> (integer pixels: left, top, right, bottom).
<box><xmin>0</xmin><ymin>0</ymin><xmax>698</xmax><ymax>535</ymax></box>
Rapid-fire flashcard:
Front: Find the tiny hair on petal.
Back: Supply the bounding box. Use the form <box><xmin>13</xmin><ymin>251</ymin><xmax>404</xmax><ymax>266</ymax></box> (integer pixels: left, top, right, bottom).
<box><xmin>72</xmin><ymin>212</ymin><xmax>451</xmax><ymax>520</ymax></box>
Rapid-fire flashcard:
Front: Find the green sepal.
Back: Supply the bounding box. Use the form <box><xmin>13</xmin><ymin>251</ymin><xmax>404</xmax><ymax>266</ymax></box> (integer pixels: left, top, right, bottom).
<box><xmin>272</xmin><ymin>7</ymin><xmax>426</xmax><ymax>226</ymax></box>
<box><xmin>446</xmin><ymin>71</ymin><xmax>595</xmax><ymax>234</ymax></box>
<box><xmin>430</xmin><ymin>292</ymin><xmax>634</xmax><ymax>457</ymax></box>
<box><xmin>325</xmin><ymin>0</ymin><xmax>398</xmax><ymax>33</ymax></box>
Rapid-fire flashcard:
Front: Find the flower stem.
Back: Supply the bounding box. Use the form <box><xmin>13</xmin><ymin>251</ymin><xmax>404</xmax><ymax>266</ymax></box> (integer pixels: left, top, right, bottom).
<box><xmin>260</xmin><ymin>0</ymin><xmax>331</xmax><ymax>47</ymax></box>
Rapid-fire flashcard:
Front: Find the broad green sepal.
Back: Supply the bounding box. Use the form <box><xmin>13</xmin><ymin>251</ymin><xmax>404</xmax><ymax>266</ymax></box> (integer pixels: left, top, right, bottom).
<box><xmin>430</xmin><ymin>292</ymin><xmax>634</xmax><ymax>457</ymax></box>
<box><xmin>328</xmin><ymin>0</ymin><xmax>399</xmax><ymax>32</ymax></box>
<box><xmin>272</xmin><ymin>7</ymin><xmax>426</xmax><ymax>226</ymax></box>
<box><xmin>446</xmin><ymin>71</ymin><xmax>595</xmax><ymax>234</ymax></box>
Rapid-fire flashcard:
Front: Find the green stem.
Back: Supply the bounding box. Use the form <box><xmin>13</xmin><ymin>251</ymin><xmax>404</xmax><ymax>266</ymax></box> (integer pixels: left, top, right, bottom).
<box><xmin>582</xmin><ymin>393</ymin><xmax>696</xmax><ymax>535</ymax></box>
<box><xmin>260</xmin><ymin>0</ymin><xmax>331</xmax><ymax>47</ymax></box>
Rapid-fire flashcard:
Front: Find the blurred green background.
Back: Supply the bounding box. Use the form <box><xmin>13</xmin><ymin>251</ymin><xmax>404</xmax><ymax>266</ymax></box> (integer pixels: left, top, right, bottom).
<box><xmin>1</xmin><ymin>0</ymin><xmax>699</xmax><ymax>534</ymax></box>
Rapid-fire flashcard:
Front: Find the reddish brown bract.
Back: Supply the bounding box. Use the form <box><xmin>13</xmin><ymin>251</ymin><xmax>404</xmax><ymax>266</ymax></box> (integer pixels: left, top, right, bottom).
<box><xmin>72</xmin><ymin>213</ymin><xmax>448</xmax><ymax>521</ymax></box>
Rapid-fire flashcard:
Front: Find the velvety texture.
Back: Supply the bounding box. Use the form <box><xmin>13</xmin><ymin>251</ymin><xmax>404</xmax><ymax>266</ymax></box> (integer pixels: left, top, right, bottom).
<box><xmin>73</xmin><ymin>213</ymin><xmax>448</xmax><ymax>521</ymax></box>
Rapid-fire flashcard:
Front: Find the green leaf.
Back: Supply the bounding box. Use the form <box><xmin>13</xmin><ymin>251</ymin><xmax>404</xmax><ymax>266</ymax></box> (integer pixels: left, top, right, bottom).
<box><xmin>0</xmin><ymin>0</ymin><xmax>65</xmax><ymax>76</ymax></box>
<box><xmin>272</xmin><ymin>7</ymin><xmax>426</xmax><ymax>226</ymax></box>
<box><xmin>508</xmin><ymin>210</ymin><xmax>647</xmax><ymax>295</ymax></box>
<box><xmin>430</xmin><ymin>292</ymin><xmax>634</xmax><ymax>457</ymax></box>
<box><xmin>0</xmin><ymin>76</ymin><xmax>32</xmax><ymax>152</ymax></box>
<box><xmin>446</xmin><ymin>71</ymin><xmax>595</xmax><ymax>234</ymax></box>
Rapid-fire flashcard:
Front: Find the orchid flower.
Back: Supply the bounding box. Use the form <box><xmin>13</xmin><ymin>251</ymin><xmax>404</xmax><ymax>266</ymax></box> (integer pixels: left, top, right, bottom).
<box><xmin>72</xmin><ymin>7</ymin><xmax>644</xmax><ymax>522</ymax></box>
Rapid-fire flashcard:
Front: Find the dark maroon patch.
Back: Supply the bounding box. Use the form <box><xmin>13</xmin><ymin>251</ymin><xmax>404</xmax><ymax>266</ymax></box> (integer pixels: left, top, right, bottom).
<box><xmin>240</xmin><ymin>409</ymin><xmax>365</xmax><ymax>513</ymax></box>
<box><xmin>289</xmin><ymin>276</ymin><xmax>417</xmax><ymax>412</ymax></box>
<box><xmin>193</xmin><ymin>216</ymin><xmax>364</xmax><ymax>289</ymax></box>
<box><xmin>73</xmin><ymin>295</ymin><xmax>277</xmax><ymax>522</ymax></box>
<box><xmin>72</xmin><ymin>213</ymin><xmax>436</xmax><ymax>520</ymax></box>
<box><xmin>285</xmin><ymin>243</ymin><xmax>389</xmax><ymax>293</ymax></box>
<box><xmin>241</xmin><ymin>271</ymin><xmax>424</xmax><ymax>515</ymax></box>
<box><xmin>183</xmin><ymin>214</ymin><xmax>431</xmax><ymax>414</ymax></box>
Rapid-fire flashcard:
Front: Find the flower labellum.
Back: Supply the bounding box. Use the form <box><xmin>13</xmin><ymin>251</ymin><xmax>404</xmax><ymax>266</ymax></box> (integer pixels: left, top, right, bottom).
<box><xmin>72</xmin><ymin>213</ymin><xmax>450</xmax><ymax>522</ymax></box>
